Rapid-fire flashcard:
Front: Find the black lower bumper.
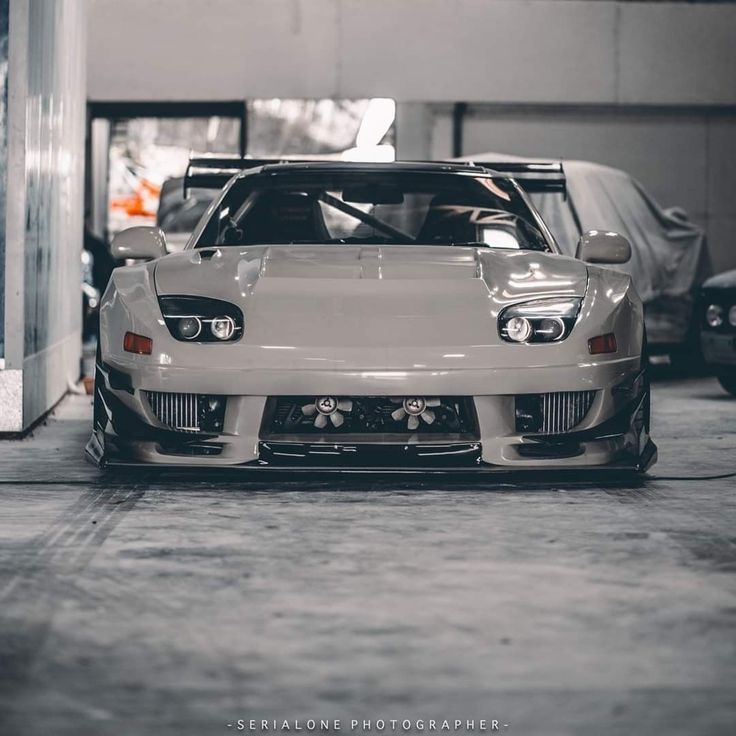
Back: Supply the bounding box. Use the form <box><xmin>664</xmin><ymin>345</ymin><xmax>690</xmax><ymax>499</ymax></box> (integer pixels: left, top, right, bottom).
<box><xmin>89</xmin><ymin>438</ymin><xmax>657</xmax><ymax>480</ymax></box>
<box><xmin>256</xmin><ymin>440</ymin><xmax>483</xmax><ymax>468</ymax></box>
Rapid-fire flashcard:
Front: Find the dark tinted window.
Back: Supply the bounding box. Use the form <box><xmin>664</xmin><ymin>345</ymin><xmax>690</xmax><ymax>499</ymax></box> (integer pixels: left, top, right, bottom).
<box><xmin>195</xmin><ymin>170</ymin><xmax>551</xmax><ymax>251</ymax></box>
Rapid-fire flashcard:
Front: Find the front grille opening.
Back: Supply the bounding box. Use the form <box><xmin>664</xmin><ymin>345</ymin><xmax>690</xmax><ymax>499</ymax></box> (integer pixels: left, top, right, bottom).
<box><xmin>516</xmin><ymin>441</ymin><xmax>584</xmax><ymax>459</ymax></box>
<box><xmin>258</xmin><ymin>440</ymin><xmax>482</xmax><ymax>468</ymax></box>
<box><xmin>262</xmin><ymin>396</ymin><xmax>479</xmax><ymax>439</ymax></box>
<box><xmin>145</xmin><ymin>391</ymin><xmax>226</xmax><ymax>434</ymax></box>
<box><xmin>515</xmin><ymin>391</ymin><xmax>596</xmax><ymax>435</ymax></box>
<box><xmin>156</xmin><ymin>442</ymin><xmax>224</xmax><ymax>457</ymax></box>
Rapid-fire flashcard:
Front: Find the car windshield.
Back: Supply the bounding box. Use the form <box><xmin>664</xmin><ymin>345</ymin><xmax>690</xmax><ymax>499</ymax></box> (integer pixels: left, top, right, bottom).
<box><xmin>193</xmin><ymin>169</ymin><xmax>551</xmax><ymax>251</ymax></box>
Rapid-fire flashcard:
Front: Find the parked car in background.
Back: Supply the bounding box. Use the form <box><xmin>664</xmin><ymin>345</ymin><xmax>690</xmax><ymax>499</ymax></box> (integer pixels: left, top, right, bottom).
<box><xmin>700</xmin><ymin>269</ymin><xmax>736</xmax><ymax>395</ymax></box>
<box><xmin>81</xmin><ymin>226</ymin><xmax>115</xmax><ymax>341</ymax></box>
<box><xmin>454</xmin><ymin>154</ymin><xmax>711</xmax><ymax>365</ymax></box>
<box><xmin>81</xmin><ymin>249</ymin><xmax>100</xmax><ymax>342</ymax></box>
<box><xmin>156</xmin><ymin>177</ymin><xmax>216</xmax><ymax>252</ymax></box>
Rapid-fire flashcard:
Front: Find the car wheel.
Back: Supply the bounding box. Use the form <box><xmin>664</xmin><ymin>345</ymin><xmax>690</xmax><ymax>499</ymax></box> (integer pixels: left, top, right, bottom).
<box><xmin>717</xmin><ymin>373</ymin><xmax>736</xmax><ymax>396</ymax></box>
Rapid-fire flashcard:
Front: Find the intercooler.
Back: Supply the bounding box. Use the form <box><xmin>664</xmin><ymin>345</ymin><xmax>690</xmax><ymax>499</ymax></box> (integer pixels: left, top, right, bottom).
<box><xmin>145</xmin><ymin>389</ymin><xmax>228</xmax><ymax>436</ymax></box>
<box><xmin>146</xmin><ymin>391</ymin><xmax>203</xmax><ymax>432</ymax></box>
<box><xmin>516</xmin><ymin>390</ymin><xmax>596</xmax><ymax>435</ymax></box>
<box><xmin>540</xmin><ymin>390</ymin><xmax>596</xmax><ymax>434</ymax></box>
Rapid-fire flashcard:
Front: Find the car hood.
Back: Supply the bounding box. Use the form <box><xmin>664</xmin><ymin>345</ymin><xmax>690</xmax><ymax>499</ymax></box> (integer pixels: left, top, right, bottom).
<box><xmin>153</xmin><ymin>245</ymin><xmax>588</xmax><ymax>348</ymax></box>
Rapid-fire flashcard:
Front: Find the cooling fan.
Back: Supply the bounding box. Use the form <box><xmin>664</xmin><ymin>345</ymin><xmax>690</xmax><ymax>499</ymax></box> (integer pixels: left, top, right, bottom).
<box><xmin>390</xmin><ymin>397</ymin><xmax>441</xmax><ymax>430</ymax></box>
<box><xmin>301</xmin><ymin>396</ymin><xmax>354</xmax><ymax>429</ymax></box>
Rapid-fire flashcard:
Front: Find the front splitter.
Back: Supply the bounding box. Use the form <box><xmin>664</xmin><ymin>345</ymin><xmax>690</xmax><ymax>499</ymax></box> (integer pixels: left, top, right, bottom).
<box><xmin>91</xmin><ymin>439</ymin><xmax>657</xmax><ymax>483</ymax></box>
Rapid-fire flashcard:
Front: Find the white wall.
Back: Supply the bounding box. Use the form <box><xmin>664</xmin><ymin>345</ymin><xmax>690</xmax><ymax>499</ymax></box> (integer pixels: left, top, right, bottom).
<box><xmin>87</xmin><ymin>0</ymin><xmax>736</xmax><ymax>105</ymax></box>
<box><xmin>707</xmin><ymin>119</ymin><xmax>736</xmax><ymax>275</ymax></box>
<box><xmin>1</xmin><ymin>0</ymin><xmax>86</xmax><ymax>431</ymax></box>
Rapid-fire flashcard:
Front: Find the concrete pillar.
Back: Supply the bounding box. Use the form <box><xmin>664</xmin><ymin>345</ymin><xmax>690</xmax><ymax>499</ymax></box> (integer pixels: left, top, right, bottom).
<box><xmin>0</xmin><ymin>0</ymin><xmax>5</xmax><ymax>367</ymax></box>
<box><xmin>0</xmin><ymin>0</ymin><xmax>24</xmax><ymax>430</ymax></box>
<box><xmin>0</xmin><ymin>0</ymin><xmax>87</xmax><ymax>433</ymax></box>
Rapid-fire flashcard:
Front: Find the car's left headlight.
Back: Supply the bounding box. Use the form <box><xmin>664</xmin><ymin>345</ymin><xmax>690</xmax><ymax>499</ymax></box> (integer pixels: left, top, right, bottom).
<box><xmin>499</xmin><ymin>297</ymin><xmax>582</xmax><ymax>344</ymax></box>
<box><xmin>159</xmin><ymin>296</ymin><xmax>244</xmax><ymax>342</ymax></box>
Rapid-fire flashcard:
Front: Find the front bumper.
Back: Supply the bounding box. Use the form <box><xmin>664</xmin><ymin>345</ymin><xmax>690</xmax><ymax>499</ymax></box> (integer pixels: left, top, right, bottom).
<box><xmin>701</xmin><ymin>332</ymin><xmax>736</xmax><ymax>367</ymax></box>
<box><xmin>87</xmin><ymin>356</ymin><xmax>656</xmax><ymax>473</ymax></box>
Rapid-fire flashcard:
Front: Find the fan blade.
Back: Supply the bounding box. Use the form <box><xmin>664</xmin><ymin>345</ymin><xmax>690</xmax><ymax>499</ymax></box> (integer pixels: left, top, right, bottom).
<box><xmin>426</xmin><ymin>398</ymin><xmax>441</xmax><ymax>407</ymax></box>
<box><xmin>389</xmin><ymin>398</ymin><xmax>403</xmax><ymax>404</ymax></box>
<box><xmin>301</xmin><ymin>404</ymin><xmax>317</xmax><ymax>416</ymax></box>
<box><xmin>421</xmin><ymin>409</ymin><xmax>436</xmax><ymax>425</ymax></box>
<box><xmin>314</xmin><ymin>413</ymin><xmax>328</xmax><ymax>429</ymax></box>
<box><xmin>337</xmin><ymin>399</ymin><xmax>353</xmax><ymax>412</ymax></box>
<box><xmin>391</xmin><ymin>407</ymin><xmax>407</xmax><ymax>421</ymax></box>
<box><xmin>330</xmin><ymin>411</ymin><xmax>344</xmax><ymax>428</ymax></box>
<box><xmin>407</xmin><ymin>415</ymin><xmax>420</xmax><ymax>431</ymax></box>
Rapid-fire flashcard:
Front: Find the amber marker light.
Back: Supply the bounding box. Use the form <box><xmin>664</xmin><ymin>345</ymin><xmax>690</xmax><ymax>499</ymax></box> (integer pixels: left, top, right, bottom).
<box><xmin>123</xmin><ymin>331</ymin><xmax>153</xmax><ymax>355</ymax></box>
<box><xmin>588</xmin><ymin>333</ymin><xmax>617</xmax><ymax>355</ymax></box>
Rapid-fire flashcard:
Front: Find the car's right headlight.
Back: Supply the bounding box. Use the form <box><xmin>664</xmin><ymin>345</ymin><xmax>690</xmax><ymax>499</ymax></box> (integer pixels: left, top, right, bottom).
<box><xmin>705</xmin><ymin>304</ymin><xmax>724</xmax><ymax>328</ymax></box>
<box><xmin>158</xmin><ymin>296</ymin><xmax>244</xmax><ymax>343</ymax></box>
<box><xmin>499</xmin><ymin>297</ymin><xmax>582</xmax><ymax>344</ymax></box>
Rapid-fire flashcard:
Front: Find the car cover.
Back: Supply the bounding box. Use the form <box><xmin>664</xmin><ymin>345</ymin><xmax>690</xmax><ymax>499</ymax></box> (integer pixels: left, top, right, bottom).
<box><xmin>453</xmin><ymin>153</ymin><xmax>711</xmax><ymax>347</ymax></box>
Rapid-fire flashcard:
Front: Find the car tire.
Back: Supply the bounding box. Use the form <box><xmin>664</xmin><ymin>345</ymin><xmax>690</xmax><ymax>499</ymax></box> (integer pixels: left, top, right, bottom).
<box><xmin>717</xmin><ymin>373</ymin><xmax>736</xmax><ymax>396</ymax></box>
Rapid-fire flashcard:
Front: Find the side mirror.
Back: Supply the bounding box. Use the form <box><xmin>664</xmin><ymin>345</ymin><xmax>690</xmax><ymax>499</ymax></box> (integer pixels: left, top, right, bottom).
<box><xmin>575</xmin><ymin>230</ymin><xmax>631</xmax><ymax>265</ymax></box>
<box><xmin>111</xmin><ymin>226</ymin><xmax>167</xmax><ymax>261</ymax></box>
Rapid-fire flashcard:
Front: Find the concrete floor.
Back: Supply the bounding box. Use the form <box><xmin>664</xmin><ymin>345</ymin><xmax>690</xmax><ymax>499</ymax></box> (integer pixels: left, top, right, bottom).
<box><xmin>0</xmin><ymin>375</ymin><xmax>734</xmax><ymax>736</ymax></box>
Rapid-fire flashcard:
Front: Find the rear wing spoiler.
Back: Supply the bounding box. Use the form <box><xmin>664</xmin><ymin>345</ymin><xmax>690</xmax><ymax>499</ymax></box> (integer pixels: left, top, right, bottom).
<box><xmin>183</xmin><ymin>156</ymin><xmax>566</xmax><ymax>198</ymax></box>
<box><xmin>183</xmin><ymin>156</ymin><xmax>298</xmax><ymax>196</ymax></box>
<box><xmin>450</xmin><ymin>160</ymin><xmax>566</xmax><ymax>197</ymax></box>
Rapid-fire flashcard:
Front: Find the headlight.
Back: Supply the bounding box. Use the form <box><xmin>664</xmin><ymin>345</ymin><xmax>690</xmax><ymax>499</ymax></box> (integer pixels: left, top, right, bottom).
<box><xmin>499</xmin><ymin>297</ymin><xmax>582</xmax><ymax>344</ymax></box>
<box><xmin>210</xmin><ymin>315</ymin><xmax>235</xmax><ymax>340</ymax></box>
<box><xmin>505</xmin><ymin>316</ymin><xmax>533</xmax><ymax>342</ymax></box>
<box><xmin>177</xmin><ymin>316</ymin><xmax>202</xmax><ymax>340</ymax></box>
<box><xmin>706</xmin><ymin>304</ymin><xmax>723</xmax><ymax>328</ymax></box>
<box><xmin>729</xmin><ymin>305</ymin><xmax>736</xmax><ymax>327</ymax></box>
<box><xmin>159</xmin><ymin>296</ymin><xmax>244</xmax><ymax>343</ymax></box>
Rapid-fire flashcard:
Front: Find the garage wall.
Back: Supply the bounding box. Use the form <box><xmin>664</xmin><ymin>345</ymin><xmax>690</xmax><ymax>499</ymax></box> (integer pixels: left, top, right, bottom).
<box><xmin>430</xmin><ymin>105</ymin><xmax>736</xmax><ymax>275</ymax></box>
<box><xmin>86</xmin><ymin>1</ymin><xmax>736</xmax><ymax>106</ymax></box>
<box><xmin>0</xmin><ymin>0</ymin><xmax>86</xmax><ymax>432</ymax></box>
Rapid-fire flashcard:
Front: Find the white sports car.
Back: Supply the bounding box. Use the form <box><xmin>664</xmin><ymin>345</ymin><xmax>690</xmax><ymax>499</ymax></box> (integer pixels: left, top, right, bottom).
<box><xmin>87</xmin><ymin>159</ymin><xmax>656</xmax><ymax>473</ymax></box>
